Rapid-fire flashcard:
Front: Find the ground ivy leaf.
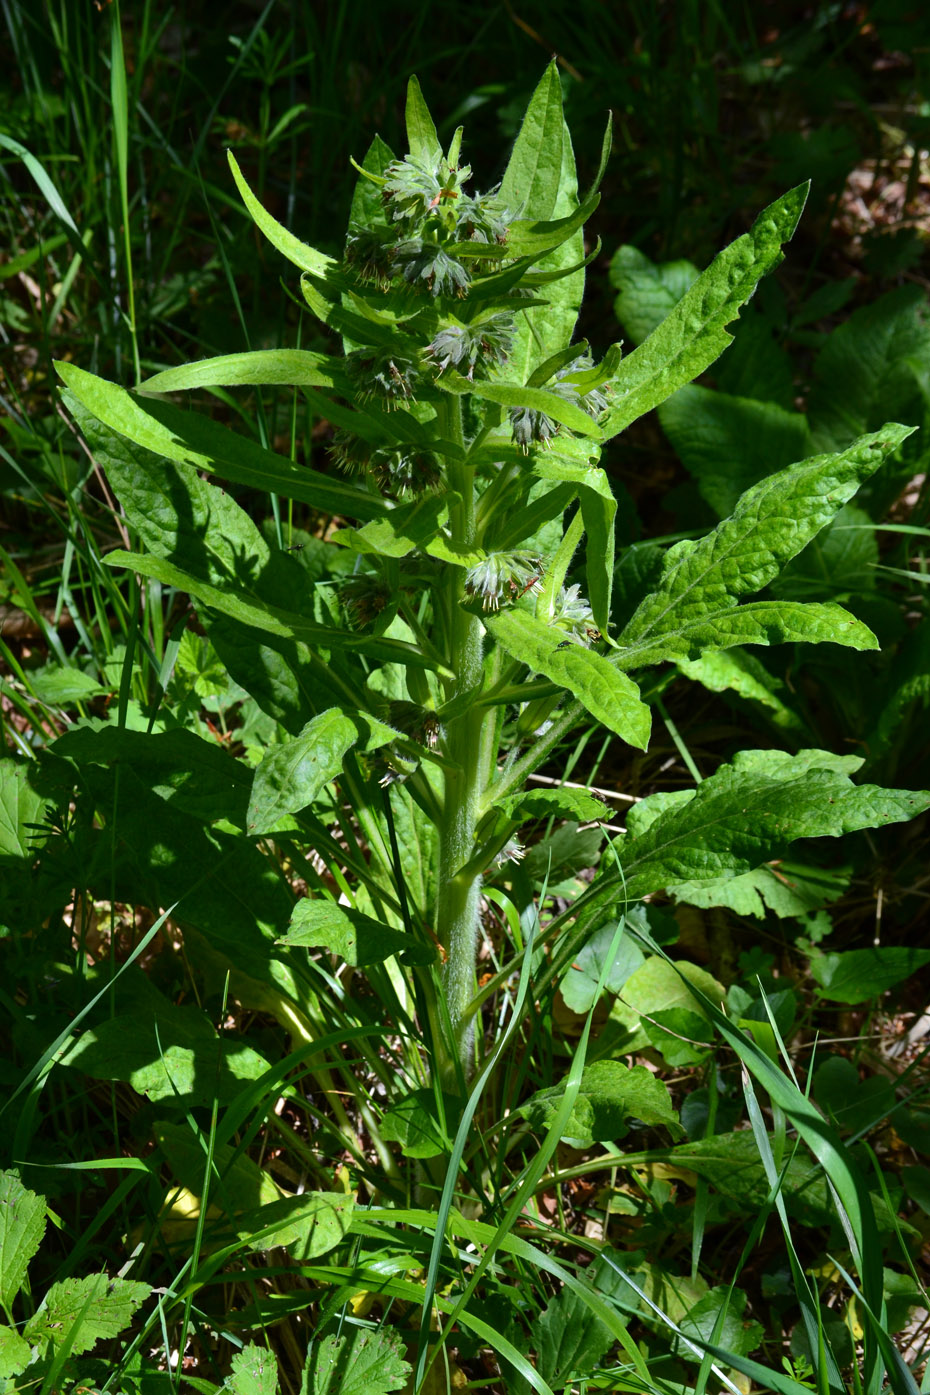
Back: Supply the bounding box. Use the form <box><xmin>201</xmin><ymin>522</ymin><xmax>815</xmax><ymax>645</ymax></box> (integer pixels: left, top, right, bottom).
<box><xmin>601</xmin><ymin>183</ymin><xmax>809</xmax><ymax>439</ymax></box>
<box><xmin>248</xmin><ymin>710</ymin><xmax>358</xmax><ymax>833</ymax></box>
<box><xmin>808</xmin><ymin>946</ymin><xmax>930</xmax><ymax>1004</ymax></box>
<box><xmin>0</xmin><ymin>1172</ymin><xmax>46</xmax><ymax>1309</ymax></box>
<box><xmin>522</xmin><ymin>1061</ymin><xmax>682</xmax><ymax>1146</ymax></box>
<box><xmin>23</xmin><ymin>1273</ymin><xmax>150</xmax><ymax>1356</ymax></box>
<box><xmin>280</xmin><ymin>899</ymin><xmax>411</xmax><ymax>966</ymax></box>
<box><xmin>487</xmin><ymin>610</ymin><xmax>651</xmax><ymax>749</ymax></box>
<box><xmin>615</xmin><ymin>425</ymin><xmax>913</xmax><ymax>670</ymax></box>
<box><xmin>380</xmin><ymin>1088</ymin><xmax>455</xmax><ymax>1159</ymax></box>
<box><xmin>560</xmin><ymin>922</ymin><xmax>645</xmax><ymax>1013</ymax></box>
<box><xmin>224</xmin><ymin>1343</ymin><xmax>279</xmax><ymax>1395</ymax></box>
<box><xmin>677</xmin><ymin>1286</ymin><xmax>764</xmax><ymax>1362</ymax></box>
<box><xmin>304</xmin><ymin>1325</ymin><xmax>411</xmax><ymax>1395</ymax></box>
<box><xmin>0</xmin><ymin>1324</ymin><xmax>32</xmax><ymax>1380</ymax></box>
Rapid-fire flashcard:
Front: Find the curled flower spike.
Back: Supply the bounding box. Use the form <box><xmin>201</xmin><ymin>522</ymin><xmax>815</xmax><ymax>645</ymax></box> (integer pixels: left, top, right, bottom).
<box><xmin>509</xmin><ymin>405</ymin><xmax>559</xmax><ymax>451</ymax></box>
<box><xmin>329</xmin><ymin>428</ymin><xmax>376</xmax><ymax>475</ymax></box>
<box><xmin>550</xmin><ymin>584</ymin><xmax>597</xmax><ymax>645</ymax></box>
<box><xmin>344</xmin><ymin>224</ymin><xmax>396</xmax><ymax>287</ymax></box>
<box><xmin>426</xmin><ymin>313</ymin><xmax>515</xmax><ymax>377</ymax></box>
<box><xmin>553</xmin><ymin>354</ymin><xmax>611</xmax><ymax>420</ymax></box>
<box><xmin>371</xmin><ymin>447</ymin><xmax>442</xmax><ymax>497</ymax></box>
<box><xmin>392</xmin><ymin>237</ymin><xmax>470</xmax><ymax>298</ymax></box>
<box><xmin>347</xmin><ymin>348</ymin><xmax>422</xmax><ymax>408</ymax></box>
<box><xmin>340</xmin><ymin>573</ymin><xmax>392</xmax><ymax>628</ymax></box>
<box><xmin>465</xmin><ymin>551</ymin><xmax>543</xmax><ymax>611</ymax></box>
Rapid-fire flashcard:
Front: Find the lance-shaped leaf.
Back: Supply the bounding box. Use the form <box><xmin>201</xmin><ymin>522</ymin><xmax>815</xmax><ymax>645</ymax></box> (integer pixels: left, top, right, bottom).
<box><xmin>280</xmin><ymin>898</ymin><xmax>411</xmax><ymax>965</ymax></box>
<box><xmin>601</xmin><ymin>183</ymin><xmax>809</xmax><ymax>440</ymax></box>
<box><xmin>141</xmin><ymin>349</ymin><xmax>349</xmax><ymax>395</ymax></box>
<box><xmin>499</xmin><ymin>60</ymin><xmax>566</xmax><ymax>220</ymax></box>
<box><xmin>486</xmin><ymin>609</ymin><xmax>651</xmax><ymax>749</ymax></box>
<box><xmin>58</xmin><ymin>364</ymin><xmax>386</xmax><ymax>520</ymax></box>
<box><xmin>248</xmin><ymin>709</ymin><xmax>358</xmax><ymax>833</ymax></box>
<box><xmin>228</xmin><ymin>149</ymin><xmax>335</xmax><ymax>276</ymax></box>
<box><xmin>436</xmin><ymin>373</ymin><xmax>603</xmax><ymax>440</ymax></box>
<box><xmin>610</xmin><ymin>747</ymin><xmax>930</xmax><ymax>901</ymax></box>
<box><xmin>333</xmin><ymin>493</ymin><xmax>452</xmax><ymax>559</ymax></box>
<box><xmin>535</xmin><ymin>443</ymin><xmax>616</xmax><ymax>633</ymax></box>
<box><xmin>404</xmin><ymin>75</ymin><xmax>442</xmax><ymax>165</ymax></box>
<box><xmin>614</xmin><ymin>425</ymin><xmax>913</xmax><ymax>670</ymax></box>
<box><xmin>453</xmin><ymin>192</ymin><xmax>599</xmax><ymax>261</ymax></box>
<box><xmin>0</xmin><ymin>1172</ymin><xmax>46</xmax><ymax>1308</ymax></box>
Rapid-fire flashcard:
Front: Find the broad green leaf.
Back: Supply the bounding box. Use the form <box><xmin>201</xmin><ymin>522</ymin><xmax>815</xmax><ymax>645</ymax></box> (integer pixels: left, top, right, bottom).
<box><xmin>808</xmin><ymin>284</ymin><xmax>930</xmax><ymax>451</ymax></box>
<box><xmin>238</xmin><ymin>1192</ymin><xmax>354</xmax><ymax>1260</ymax></box>
<box><xmin>23</xmin><ymin>1273</ymin><xmax>150</xmax><ymax>1356</ymax></box>
<box><xmin>53</xmin><ymin>725</ymin><xmax>253</xmax><ymax>826</ymax></box>
<box><xmin>812</xmin><ymin>1056</ymin><xmax>895</xmax><ymax>1135</ymax></box>
<box><xmin>404</xmin><ymin>75</ymin><xmax>441</xmax><ymax>165</ymax></box>
<box><xmin>0</xmin><ymin>758</ymin><xmax>46</xmax><ymax>860</ymax></box>
<box><xmin>677</xmin><ymin>649</ymin><xmax>809</xmax><ymax>737</ymax></box>
<box><xmin>155</xmin><ymin>1120</ymin><xmax>283</xmax><ymax>1216</ymax></box>
<box><xmin>808</xmin><ymin>947</ymin><xmax>930</xmax><ymax>1004</ymax></box>
<box><xmin>0</xmin><ymin>1325</ymin><xmax>31</xmax><ymax>1379</ymax></box>
<box><xmin>620</xmin><ymin>958</ymin><xmax>723</xmax><ymax>1066</ymax></box>
<box><xmin>0</xmin><ymin>1172</ymin><xmax>46</xmax><ymax>1308</ymax></box>
<box><xmin>659</xmin><ymin>385</ymin><xmax>813</xmax><ymax>517</ymax></box>
<box><xmin>677</xmin><ymin>1286</ymin><xmax>764</xmax><ymax>1362</ymax></box>
<box><xmin>522</xmin><ymin>1062</ymin><xmax>682</xmax><ymax>1147</ymax></box>
<box><xmin>58</xmin><ymin>364</ymin><xmax>386</xmax><ymax>520</ymax></box>
<box><xmin>26</xmin><ymin>666</ymin><xmax>108</xmax><ymax>705</ymax></box>
<box><xmin>609</xmin><ymin>245</ymin><xmax>699</xmax><ymax>346</ymax></box>
<box><xmin>224</xmin><ymin>1344</ymin><xmax>278</xmax><ymax>1395</ymax></box>
<box><xmin>348</xmin><ymin>135</ymin><xmax>395</xmax><ymax>231</ymax></box>
<box><xmin>280</xmin><ymin>899</ymin><xmax>411</xmax><ymax>966</ymax></box>
<box><xmin>601</xmin><ymin>184</ymin><xmax>809</xmax><ymax>440</ymax></box>
<box><xmin>141</xmin><ymin>348</ymin><xmax>348</xmax><ymax>395</ymax></box>
<box><xmin>610</xmin><ymin>747</ymin><xmax>930</xmax><ymax>901</ymax></box>
<box><xmin>535</xmin><ymin>443</ymin><xmax>616</xmax><ymax>632</ymax></box>
<box><xmin>380</xmin><ymin>1089</ymin><xmax>454</xmax><ymax>1159</ymax></box>
<box><xmin>771</xmin><ymin>504</ymin><xmax>879</xmax><ymax>601</ymax></box>
<box><xmin>248</xmin><ymin>710</ymin><xmax>358</xmax><ymax>833</ymax></box>
<box><xmin>616</xmin><ymin>425</ymin><xmax>913</xmax><ymax>669</ymax></box>
<box><xmin>59</xmin><ymin>1001</ymin><xmax>273</xmax><ymax>1105</ymax></box>
<box><xmin>228</xmin><ymin>150</ymin><xmax>335</xmax><ymax>276</ymax></box>
<box><xmin>671</xmin><ymin>858</ymin><xmax>850</xmax><ymax>920</ymax></box>
<box><xmin>304</xmin><ymin>1325</ymin><xmax>411</xmax><ymax>1395</ymax></box>
<box><xmin>532</xmin><ymin>1280</ymin><xmax>616</xmax><ymax>1392</ymax></box>
<box><xmin>560</xmin><ymin>921</ymin><xmax>645</xmax><ymax>1013</ymax></box>
<box><xmin>486</xmin><ymin>609</ymin><xmax>651</xmax><ymax>749</ymax></box>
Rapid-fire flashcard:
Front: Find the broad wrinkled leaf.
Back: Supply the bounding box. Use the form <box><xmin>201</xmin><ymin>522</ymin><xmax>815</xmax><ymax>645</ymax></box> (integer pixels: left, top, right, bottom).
<box><xmin>771</xmin><ymin>504</ymin><xmax>878</xmax><ymax>601</ymax></box>
<box><xmin>490</xmin><ymin>786</ymin><xmax>606</xmax><ymax>826</ymax></box>
<box><xmin>53</xmin><ymin>724</ymin><xmax>253</xmax><ymax>826</ymax></box>
<box><xmin>487</xmin><ymin>609</ymin><xmax>651</xmax><ymax>749</ymax></box>
<box><xmin>677</xmin><ymin>649</ymin><xmax>809</xmax><ymax>737</ymax></box>
<box><xmin>26</xmin><ymin>666</ymin><xmax>108</xmax><ymax>705</ymax></box>
<box><xmin>224</xmin><ymin>1344</ymin><xmax>278</xmax><ymax>1395</ymax></box>
<box><xmin>656</xmin><ymin>1131</ymin><xmax>840</xmax><ymax>1228</ymax></box>
<box><xmin>659</xmin><ymin>385</ymin><xmax>813</xmax><ymax>518</ymax></box>
<box><xmin>616</xmin><ymin>425</ymin><xmax>913</xmax><ymax>669</ymax></box>
<box><xmin>611</xmin><ymin>748</ymin><xmax>930</xmax><ymax>901</ymax></box>
<box><xmin>0</xmin><ymin>1172</ymin><xmax>46</xmax><ymax>1308</ymax></box>
<box><xmin>23</xmin><ymin>1273</ymin><xmax>150</xmax><ymax>1356</ymax></box>
<box><xmin>601</xmin><ymin>184</ymin><xmax>808</xmax><ymax>439</ymax></box>
<box><xmin>304</xmin><ymin>1325</ymin><xmax>411</xmax><ymax>1395</ymax></box>
<box><xmin>531</xmin><ymin>1282</ymin><xmax>616</xmax><ymax>1393</ymax></box>
<box><xmin>0</xmin><ymin>759</ymin><xmax>46</xmax><ymax>861</ymax></box>
<box><xmin>808</xmin><ymin>946</ymin><xmax>930</xmax><ymax>1004</ymax></box>
<box><xmin>58</xmin><ymin>365</ymin><xmax>384</xmax><ymax>519</ymax></box>
<box><xmin>280</xmin><ymin>899</ymin><xmax>411</xmax><ymax>966</ymax></box>
<box><xmin>239</xmin><ymin>1192</ymin><xmax>354</xmax><ymax>1260</ymax></box>
<box><xmin>813</xmin><ymin>1056</ymin><xmax>895</xmax><ymax>1135</ymax></box>
<box><xmin>60</xmin><ymin>1001</ymin><xmax>272</xmax><ymax>1105</ymax></box>
<box><xmin>671</xmin><ymin>857</ymin><xmax>849</xmax><ymax>920</ymax></box>
<box><xmin>522</xmin><ymin>1061</ymin><xmax>681</xmax><ymax>1146</ymax></box>
<box><xmin>677</xmin><ymin>1286</ymin><xmax>764</xmax><ymax>1361</ymax></box>
<box><xmin>248</xmin><ymin>710</ymin><xmax>358</xmax><ymax>833</ymax></box>
<box><xmin>807</xmin><ymin>284</ymin><xmax>930</xmax><ymax>451</ymax></box>
<box><xmin>609</xmin><ymin>245</ymin><xmax>699</xmax><ymax>346</ymax></box>
<box><xmin>620</xmin><ymin>958</ymin><xmax>723</xmax><ymax>1066</ymax></box>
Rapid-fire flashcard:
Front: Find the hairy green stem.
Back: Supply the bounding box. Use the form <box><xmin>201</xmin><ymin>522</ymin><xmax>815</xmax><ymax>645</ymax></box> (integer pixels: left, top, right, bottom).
<box><xmin>434</xmin><ymin>396</ymin><xmax>492</xmax><ymax>1087</ymax></box>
